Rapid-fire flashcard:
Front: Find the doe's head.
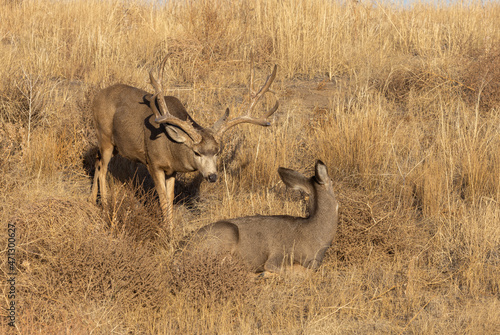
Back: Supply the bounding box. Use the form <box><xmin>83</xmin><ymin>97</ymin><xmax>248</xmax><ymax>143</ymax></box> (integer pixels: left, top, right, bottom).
<box><xmin>278</xmin><ymin>160</ymin><xmax>338</xmax><ymax>215</ymax></box>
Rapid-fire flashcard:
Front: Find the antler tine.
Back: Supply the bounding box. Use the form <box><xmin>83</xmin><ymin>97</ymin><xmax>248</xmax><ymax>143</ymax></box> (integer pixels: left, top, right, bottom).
<box><xmin>212</xmin><ymin>108</ymin><xmax>230</xmax><ymax>131</ymax></box>
<box><xmin>263</xmin><ymin>99</ymin><xmax>280</xmax><ymax>119</ymax></box>
<box><xmin>149</xmin><ymin>69</ymin><xmax>163</xmax><ymax>95</ymax></box>
<box><xmin>148</xmin><ymin>92</ymin><xmax>162</xmax><ymax>120</ymax></box>
<box><xmin>213</xmin><ymin>64</ymin><xmax>279</xmax><ymax>139</ymax></box>
<box><xmin>149</xmin><ymin>53</ymin><xmax>174</xmax><ymax>118</ymax></box>
<box><xmin>158</xmin><ymin>53</ymin><xmax>170</xmax><ymax>89</ymax></box>
<box><xmin>148</xmin><ymin>55</ymin><xmax>202</xmax><ymax>144</ymax></box>
<box><xmin>248</xmin><ymin>64</ymin><xmax>277</xmax><ymax>112</ymax></box>
<box><xmin>149</xmin><ymin>59</ymin><xmax>170</xmax><ymax>119</ymax></box>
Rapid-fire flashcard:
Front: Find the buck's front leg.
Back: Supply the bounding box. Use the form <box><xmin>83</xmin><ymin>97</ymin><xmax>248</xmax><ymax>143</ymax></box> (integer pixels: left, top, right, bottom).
<box><xmin>150</xmin><ymin>167</ymin><xmax>175</xmax><ymax>235</ymax></box>
<box><xmin>164</xmin><ymin>175</ymin><xmax>176</xmax><ymax>230</ymax></box>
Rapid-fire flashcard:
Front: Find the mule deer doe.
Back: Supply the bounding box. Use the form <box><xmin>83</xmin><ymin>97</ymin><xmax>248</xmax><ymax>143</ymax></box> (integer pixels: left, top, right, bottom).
<box><xmin>90</xmin><ymin>58</ymin><xmax>278</xmax><ymax>233</ymax></box>
<box><xmin>188</xmin><ymin>160</ymin><xmax>339</xmax><ymax>276</ymax></box>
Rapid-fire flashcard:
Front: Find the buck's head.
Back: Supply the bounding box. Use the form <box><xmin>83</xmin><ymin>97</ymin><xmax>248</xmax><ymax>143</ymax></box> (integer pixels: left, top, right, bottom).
<box><xmin>191</xmin><ymin>131</ymin><xmax>220</xmax><ymax>183</ymax></box>
<box><xmin>148</xmin><ymin>56</ymin><xmax>278</xmax><ymax>184</ymax></box>
<box><xmin>156</xmin><ymin>120</ymin><xmax>220</xmax><ymax>183</ymax></box>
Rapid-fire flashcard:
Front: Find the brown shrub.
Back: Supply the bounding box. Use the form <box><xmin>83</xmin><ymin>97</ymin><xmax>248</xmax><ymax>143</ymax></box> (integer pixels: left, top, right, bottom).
<box><xmin>460</xmin><ymin>45</ymin><xmax>500</xmax><ymax>111</ymax></box>
<box><xmin>169</xmin><ymin>248</ymin><xmax>255</xmax><ymax>307</ymax></box>
<box><xmin>6</xmin><ymin>198</ymin><xmax>169</xmax><ymax>330</ymax></box>
<box><xmin>100</xmin><ymin>180</ymin><xmax>162</xmax><ymax>241</ymax></box>
<box><xmin>331</xmin><ymin>185</ymin><xmax>424</xmax><ymax>266</ymax></box>
<box><xmin>374</xmin><ymin>46</ymin><xmax>500</xmax><ymax>113</ymax></box>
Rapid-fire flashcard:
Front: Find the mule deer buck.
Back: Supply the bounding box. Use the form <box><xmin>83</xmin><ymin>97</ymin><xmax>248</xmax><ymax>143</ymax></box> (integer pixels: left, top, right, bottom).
<box><xmin>91</xmin><ymin>58</ymin><xmax>278</xmax><ymax>233</ymax></box>
<box><xmin>187</xmin><ymin>160</ymin><xmax>339</xmax><ymax>276</ymax></box>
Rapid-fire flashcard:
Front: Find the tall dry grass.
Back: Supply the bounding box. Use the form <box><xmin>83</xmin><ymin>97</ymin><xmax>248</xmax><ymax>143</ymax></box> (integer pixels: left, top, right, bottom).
<box><xmin>1</xmin><ymin>0</ymin><xmax>499</xmax><ymax>333</ymax></box>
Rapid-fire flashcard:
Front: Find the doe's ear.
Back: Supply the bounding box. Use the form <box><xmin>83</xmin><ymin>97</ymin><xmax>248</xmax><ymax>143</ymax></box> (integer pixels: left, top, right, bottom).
<box><xmin>278</xmin><ymin>167</ymin><xmax>313</xmax><ymax>194</ymax></box>
<box><xmin>165</xmin><ymin>125</ymin><xmax>193</xmax><ymax>146</ymax></box>
<box><xmin>314</xmin><ymin>160</ymin><xmax>329</xmax><ymax>185</ymax></box>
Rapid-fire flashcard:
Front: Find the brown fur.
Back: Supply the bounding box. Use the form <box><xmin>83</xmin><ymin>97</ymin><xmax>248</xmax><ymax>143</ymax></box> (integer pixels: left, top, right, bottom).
<box><xmin>91</xmin><ymin>62</ymin><xmax>278</xmax><ymax>234</ymax></box>
<box><xmin>90</xmin><ymin>84</ymin><xmax>220</xmax><ymax>232</ymax></box>
<box><xmin>188</xmin><ymin>160</ymin><xmax>339</xmax><ymax>275</ymax></box>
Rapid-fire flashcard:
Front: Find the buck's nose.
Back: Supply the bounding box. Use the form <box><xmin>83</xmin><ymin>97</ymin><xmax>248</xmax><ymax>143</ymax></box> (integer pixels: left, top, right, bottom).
<box><xmin>207</xmin><ymin>174</ymin><xmax>217</xmax><ymax>183</ymax></box>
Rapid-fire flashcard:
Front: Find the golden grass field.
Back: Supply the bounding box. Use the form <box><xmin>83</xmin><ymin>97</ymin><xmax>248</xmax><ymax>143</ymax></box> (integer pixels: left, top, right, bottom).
<box><xmin>1</xmin><ymin>0</ymin><xmax>500</xmax><ymax>333</ymax></box>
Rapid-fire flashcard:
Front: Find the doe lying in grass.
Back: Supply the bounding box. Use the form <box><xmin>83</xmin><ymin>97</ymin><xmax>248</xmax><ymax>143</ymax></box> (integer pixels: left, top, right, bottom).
<box><xmin>188</xmin><ymin>160</ymin><xmax>339</xmax><ymax>276</ymax></box>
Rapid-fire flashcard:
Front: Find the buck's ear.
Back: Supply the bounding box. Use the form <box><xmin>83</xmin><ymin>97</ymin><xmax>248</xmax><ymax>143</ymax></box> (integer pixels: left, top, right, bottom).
<box><xmin>278</xmin><ymin>167</ymin><xmax>313</xmax><ymax>194</ymax></box>
<box><xmin>165</xmin><ymin>125</ymin><xmax>193</xmax><ymax>146</ymax></box>
<box><xmin>314</xmin><ymin>160</ymin><xmax>329</xmax><ymax>185</ymax></box>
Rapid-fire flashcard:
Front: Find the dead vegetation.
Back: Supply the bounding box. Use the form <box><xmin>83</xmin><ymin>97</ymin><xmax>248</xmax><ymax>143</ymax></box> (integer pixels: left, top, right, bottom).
<box><xmin>1</xmin><ymin>0</ymin><xmax>500</xmax><ymax>333</ymax></box>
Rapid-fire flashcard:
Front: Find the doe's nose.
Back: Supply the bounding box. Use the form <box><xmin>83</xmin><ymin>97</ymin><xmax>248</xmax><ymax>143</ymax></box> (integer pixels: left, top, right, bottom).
<box><xmin>207</xmin><ymin>174</ymin><xmax>217</xmax><ymax>183</ymax></box>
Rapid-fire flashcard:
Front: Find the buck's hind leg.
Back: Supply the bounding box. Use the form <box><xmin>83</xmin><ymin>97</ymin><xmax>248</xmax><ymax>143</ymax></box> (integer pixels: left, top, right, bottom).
<box><xmin>98</xmin><ymin>144</ymin><xmax>113</xmax><ymax>208</ymax></box>
<box><xmin>90</xmin><ymin>151</ymin><xmax>100</xmax><ymax>203</ymax></box>
<box><xmin>91</xmin><ymin>143</ymin><xmax>113</xmax><ymax>208</ymax></box>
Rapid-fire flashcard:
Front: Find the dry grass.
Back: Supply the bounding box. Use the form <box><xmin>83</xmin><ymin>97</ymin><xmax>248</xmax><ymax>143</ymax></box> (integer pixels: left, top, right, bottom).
<box><xmin>1</xmin><ymin>0</ymin><xmax>500</xmax><ymax>333</ymax></box>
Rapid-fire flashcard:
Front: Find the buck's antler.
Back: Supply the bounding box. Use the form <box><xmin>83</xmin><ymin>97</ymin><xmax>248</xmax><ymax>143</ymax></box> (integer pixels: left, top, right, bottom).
<box><xmin>213</xmin><ymin>63</ymin><xmax>279</xmax><ymax>140</ymax></box>
<box><xmin>149</xmin><ymin>56</ymin><xmax>202</xmax><ymax>144</ymax></box>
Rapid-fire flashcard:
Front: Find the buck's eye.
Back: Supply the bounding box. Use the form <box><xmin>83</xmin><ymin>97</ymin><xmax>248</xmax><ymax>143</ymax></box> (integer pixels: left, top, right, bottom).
<box><xmin>194</xmin><ymin>151</ymin><xmax>201</xmax><ymax>157</ymax></box>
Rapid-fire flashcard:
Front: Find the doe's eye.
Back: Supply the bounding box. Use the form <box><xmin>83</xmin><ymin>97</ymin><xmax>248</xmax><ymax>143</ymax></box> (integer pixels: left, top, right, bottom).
<box><xmin>194</xmin><ymin>151</ymin><xmax>201</xmax><ymax>157</ymax></box>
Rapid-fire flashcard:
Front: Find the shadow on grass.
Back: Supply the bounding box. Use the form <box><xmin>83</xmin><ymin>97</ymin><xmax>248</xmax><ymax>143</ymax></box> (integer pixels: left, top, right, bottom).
<box><xmin>82</xmin><ymin>145</ymin><xmax>205</xmax><ymax>209</ymax></box>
